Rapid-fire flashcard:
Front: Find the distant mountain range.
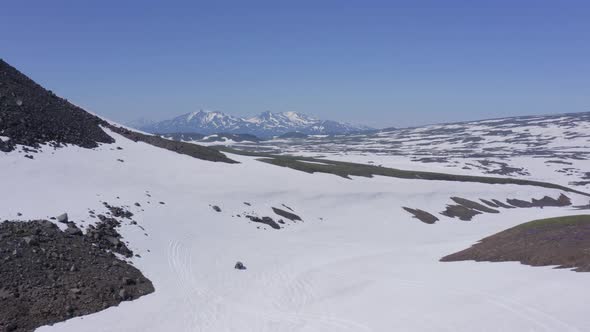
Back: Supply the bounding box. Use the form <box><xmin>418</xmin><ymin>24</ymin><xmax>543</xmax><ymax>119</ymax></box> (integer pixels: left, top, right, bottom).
<box><xmin>133</xmin><ymin>111</ymin><xmax>373</xmax><ymax>138</ymax></box>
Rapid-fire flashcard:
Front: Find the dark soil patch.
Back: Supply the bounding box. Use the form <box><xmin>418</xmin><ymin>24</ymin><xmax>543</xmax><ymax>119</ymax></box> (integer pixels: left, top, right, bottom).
<box><xmin>450</xmin><ymin>197</ymin><xmax>499</xmax><ymax>214</ymax></box>
<box><xmin>545</xmin><ymin>160</ymin><xmax>573</xmax><ymax>165</ymax></box>
<box><xmin>478</xmin><ymin>160</ymin><xmax>529</xmax><ymax>176</ymax></box>
<box><xmin>531</xmin><ymin>194</ymin><xmax>571</xmax><ymax>208</ymax></box>
<box><xmin>441</xmin><ymin>205</ymin><xmax>482</xmax><ymax>221</ymax></box>
<box><xmin>245</xmin><ymin>216</ymin><xmax>281</xmax><ymax>229</ymax></box>
<box><xmin>506</xmin><ymin>198</ymin><xmax>534</xmax><ymax>208</ymax></box>
<box><xmin>573</xmin><ymin>203</ymin><xmax>590</xmax><ymax>210</ymax></box>
<box><xmin>491</xmin><ymin>199</ymin><xmax>516</xmax><ymax>209</ymax></box>
<box><xmin>441</xmin><ymin>215</ymin><xmax>590</xmax><ymax>272</ymax></box>
<box><xmin>272</xmin><ymin>207</ymin><xmax>302</xmax><ymax>221</ymax></box>
<box><xmin>281</xmin><ymin>204</ymin><xmax>294</xmax><ymax>211</ymax></box>
<box><xmin>0</xmin><ymin>220</ymin><xmax>154</xmax><ymax>332</ymax></box>
<box><xmin>402</xmin><ymin>207</ymin><xmax>439</xmax><ymax>224</ymax></box>
<box><xmin>480</xmin><ymin>199</ymin><xmax>499</xmax><ymax>208</ymax></box>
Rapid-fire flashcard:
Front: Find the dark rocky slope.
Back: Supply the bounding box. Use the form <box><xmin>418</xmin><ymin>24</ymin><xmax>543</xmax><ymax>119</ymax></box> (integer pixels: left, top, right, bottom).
<box><xmin>108</xmin><ymin>126</ymin><xmax>237</xmax><ymax>164</ymax></box>
<box><xmin>0</xmin><ymin>59</ymin><xmax>114</xmax><ymax>152</ymax></box>
<box><xmin>0</xmin><ymin>220</ymin><xmax>154</xmax><ymax>332</ymax></box>
<box><xmin>0</xmin><ymin>59</ymin><xmax>235</xmax><ymax>163</ymax></box>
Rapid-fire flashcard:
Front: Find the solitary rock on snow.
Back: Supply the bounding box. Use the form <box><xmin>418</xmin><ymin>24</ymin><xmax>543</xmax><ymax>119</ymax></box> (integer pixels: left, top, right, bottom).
<box><xmin>234</xmin><ymin>261</ymin><xmax>246</xmax><ymax>270</ymax></box>
<box><xmin>56</xmin><ymin>213</ymin><xmax>69</xmax><ymax>223</ymax></box>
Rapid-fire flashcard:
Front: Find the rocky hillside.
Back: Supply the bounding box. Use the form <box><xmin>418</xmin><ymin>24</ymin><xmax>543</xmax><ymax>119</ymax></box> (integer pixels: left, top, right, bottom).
<box><xmin>0</xmin><ymin>59</ymin><xmax>114</xmax><ymax>152</ymax></box>
<box><xmin>0</xmin><ymin>60</ymin><xmax>235</xmax><ymax>163</ymax></box>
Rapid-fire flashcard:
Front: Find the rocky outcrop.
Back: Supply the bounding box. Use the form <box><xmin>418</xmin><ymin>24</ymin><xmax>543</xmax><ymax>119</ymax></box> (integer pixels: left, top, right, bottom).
<box><xmin>0</xmin><ymin>220</ymin><xmax>154</xmax><ymax>332</ymax></box>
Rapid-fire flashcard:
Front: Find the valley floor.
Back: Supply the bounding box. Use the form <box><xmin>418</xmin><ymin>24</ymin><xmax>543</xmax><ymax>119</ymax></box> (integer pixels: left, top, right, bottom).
<box><xmin>2</xmin><ymin>130</ymin><xmax>589</xmax><ymax>331</ymax></box>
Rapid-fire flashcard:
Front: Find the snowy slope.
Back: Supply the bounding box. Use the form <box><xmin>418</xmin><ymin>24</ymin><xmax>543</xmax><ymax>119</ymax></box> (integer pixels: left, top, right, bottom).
<box><xmin>138</xmin><ymin>110</ymin><xmax>372</xmax><ymax>137</ymax></box>
<box><xmin>2</xmin><ymin>127</ymin><xmax>590</xmax><ymax>331</ymax></box>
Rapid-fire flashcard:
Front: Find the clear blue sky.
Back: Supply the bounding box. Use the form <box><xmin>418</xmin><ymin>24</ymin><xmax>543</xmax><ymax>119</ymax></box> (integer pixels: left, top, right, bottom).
<box><xmin>2</xmin><ymin>0</ymin><xmax>589</xmax><ymax>128</ymax></box>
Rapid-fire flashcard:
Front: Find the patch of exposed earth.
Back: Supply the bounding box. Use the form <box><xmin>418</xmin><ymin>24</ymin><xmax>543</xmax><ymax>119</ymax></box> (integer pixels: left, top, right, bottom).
<box><xmin>404</xmin><ymin>193</ymin><xmax>572</xmax><ymax>223</ymax></box>
<box><xmin>441</xmin><ymin>215</ymin><xmax>590</xmax><ymax>272</ymax></box>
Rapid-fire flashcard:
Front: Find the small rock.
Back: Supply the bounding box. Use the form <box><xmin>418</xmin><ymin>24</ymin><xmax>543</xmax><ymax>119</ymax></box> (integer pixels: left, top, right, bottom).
<box><xmin>5</xmin><ymin>322</ymin><xmax>18</xmax><ymax>332</ymax></box>
<box><xmin>118</xmin><ymin>289</ymin><xmax>129</xmax><ymax>300</ymax></box>
<box><xmin>56</xmin><ymin>213</ymin><xmax>69</xmax><ymax>223</ymax></box>
<box><xmin>212</xmin><ymin>205</ymin><xmax>222</xmax><ymax>212</ymax></box>
<box><xmin>105</xmin><ymin>236</ymin><xmax>121</xmax><ymax>247</ymax></box>
<box><xmin>122</xmin><ymin>277</ymin><xmax>136</xmax><ymax>285</ymax></box>
<box><xmin>234</xmin><ymin>261</ymin><xmax>247</xmax><ymax>270</ymax></box>
<box><xmin>65</xmin><ymin>224</ymin><xmax>83</xmax><ymax>236</ymax></box>
<box><xmin>23</xmin><ymin>236</ymin><xmax>39</xmax><ymax>246</ymax></box>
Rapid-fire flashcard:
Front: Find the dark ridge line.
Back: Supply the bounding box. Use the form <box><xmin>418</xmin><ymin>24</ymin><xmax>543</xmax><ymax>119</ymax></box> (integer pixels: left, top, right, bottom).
<box><xmin>107</xmin><ymin>125</ymin><xmax>237</xmax><ymax>164</ymax></box>
<box><xmin>216</xmin><ymin>147</ymin><xmax>590</xmax><ymax>197</ymax></box>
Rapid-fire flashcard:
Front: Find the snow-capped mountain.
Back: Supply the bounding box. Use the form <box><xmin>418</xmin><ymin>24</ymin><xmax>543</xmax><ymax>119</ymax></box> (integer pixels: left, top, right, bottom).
<box><xmin>137</xmin><ymin>110</ymin><xmax>373</xmax><ymax>137</ymax></box>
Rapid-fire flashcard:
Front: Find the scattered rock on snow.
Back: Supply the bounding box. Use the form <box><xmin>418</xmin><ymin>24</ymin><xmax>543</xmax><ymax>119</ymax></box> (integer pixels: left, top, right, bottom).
<box><xmin>103</xmin><ymin>202</ymin><xmax>134</xmax><ymax>219</ymax></box>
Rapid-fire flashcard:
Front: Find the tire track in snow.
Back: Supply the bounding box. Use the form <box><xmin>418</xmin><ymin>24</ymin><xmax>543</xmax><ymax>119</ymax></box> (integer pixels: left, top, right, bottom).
<box><xmin>167</xmin><ymin>239</ymin><xmax>225</xmax><ymax>332</ymax></box>
<box><xmin>386</xmin><ymin>277</ymin><xmax>579</xmax><ymax>332</ymax></box>
<box><xmin>167</xmin><ymin>241</ymin><xmax>577</xmax><ymax>331</ymax></box>
<box><xmin>168</xmin><ymin>239</ymin><xmax>372</xmax><ymax>332</ymax></box>
<box><xmin>271</xmin><ymin>249</ymin><xmax>578</xmax><ymax>332</ymax></box>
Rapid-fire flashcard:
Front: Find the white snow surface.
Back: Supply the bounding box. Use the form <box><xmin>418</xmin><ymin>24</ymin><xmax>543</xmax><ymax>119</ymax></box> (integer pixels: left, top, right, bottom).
<box><xmin>1</xmin><ymin>128</ymin><xmax>590</xmax><ymax>332</ymax></box>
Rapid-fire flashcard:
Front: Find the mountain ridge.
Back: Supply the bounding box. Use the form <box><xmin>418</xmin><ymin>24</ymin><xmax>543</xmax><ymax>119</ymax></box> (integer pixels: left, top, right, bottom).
<box><xmin>136</xmin><ymin>110</ymin><xmax>373</xmax><ymax>138</ymax></box>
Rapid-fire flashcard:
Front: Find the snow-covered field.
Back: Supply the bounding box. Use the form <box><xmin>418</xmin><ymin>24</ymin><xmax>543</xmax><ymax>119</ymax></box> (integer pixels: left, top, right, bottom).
<box><xmin>222</xmin><ymin>112</ymin><xmax>590</xmax><ymax>191</ymax></box>
<box><xmin>2</xmin><ymin>127</ymin><xmax>589</xmax><ymax>331</ymax></box>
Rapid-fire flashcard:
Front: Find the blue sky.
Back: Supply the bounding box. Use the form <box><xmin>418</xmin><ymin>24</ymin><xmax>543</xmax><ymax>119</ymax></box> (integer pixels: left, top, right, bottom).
<box><xmin>2</xmin><ymin>0</ymin><xmax>589</xmax><ymax>128</ymax></box>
